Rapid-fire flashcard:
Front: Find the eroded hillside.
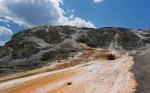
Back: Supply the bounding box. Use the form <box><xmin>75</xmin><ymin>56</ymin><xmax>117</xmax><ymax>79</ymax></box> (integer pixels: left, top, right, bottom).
<box><xmin>0</xmin><ymin>26</ymin><xmax>150</xmax><ymax>93</ymax></box>
<box><xmin>0</xmin><ymin>46</ymin><xmax>136</xmax><ymax>93</ymax></box>
<box><xmin>0</xmin><ymin>26</ymin><xmax>150</xmax><ymax>76</ymax></box>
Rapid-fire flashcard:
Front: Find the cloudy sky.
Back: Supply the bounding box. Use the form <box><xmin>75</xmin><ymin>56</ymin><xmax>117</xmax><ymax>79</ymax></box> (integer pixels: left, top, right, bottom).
<box><xmin>0</xmin><ymin>0</ymin><xmax>150</xmax><ymax>45</ymax></box>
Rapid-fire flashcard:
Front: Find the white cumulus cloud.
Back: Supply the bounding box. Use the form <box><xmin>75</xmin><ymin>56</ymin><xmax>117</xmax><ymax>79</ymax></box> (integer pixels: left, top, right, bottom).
<box><xmin>93</xmin><ymin>0</ymin><xmax>104</xmax><ymax>3</ymax></box>
<box><xmin>0</xmin><ymin>40</ymin><xmax>7</xmax><ymax>46</ymax></box>
<box><xmin>0</xmin><ymin>26</ymin><xmax>13</xmax><ymax>36</ymax></box>
<box><xmin>0</xmin><ymin>0</ymin><xmax>95</xmax><ymax>28</ymax></box>
<box><xmin>0</xmin><ymin>26</ymin><xmax>13</xmax><ymax>46</ymax></box>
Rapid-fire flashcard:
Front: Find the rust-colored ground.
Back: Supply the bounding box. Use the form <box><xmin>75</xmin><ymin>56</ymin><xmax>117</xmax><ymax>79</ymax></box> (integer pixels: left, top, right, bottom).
<box><xmin>0</xmin><ymin>46</ymin><xmax>136</xmax><ymax>93</ymax></box>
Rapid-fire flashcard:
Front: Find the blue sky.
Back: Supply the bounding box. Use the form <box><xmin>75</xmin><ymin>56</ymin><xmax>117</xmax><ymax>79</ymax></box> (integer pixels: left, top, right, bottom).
<box><xmin>62</xmin><ymin>0</ymin><xmax>150</xmax><ymax>28</ymax></box>
<box><xmin>0</xmin><ymin>0</ymin><xmax>150</xmax><ymax>45</ymax></box>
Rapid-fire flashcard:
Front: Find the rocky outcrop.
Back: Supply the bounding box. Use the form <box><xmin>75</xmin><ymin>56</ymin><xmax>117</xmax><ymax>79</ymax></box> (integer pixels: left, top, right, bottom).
<box><xmin>77</xmin><ymin>27</ymin><xmax>150</xmax><ymax>49</ymax></box>
<box><xmin>0</xmin><ymin>25</ymin><xmax>150</xmax><ymax>75</ymax></box>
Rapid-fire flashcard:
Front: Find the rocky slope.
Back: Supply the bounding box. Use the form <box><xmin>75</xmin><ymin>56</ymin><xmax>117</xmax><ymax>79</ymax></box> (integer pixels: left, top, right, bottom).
<box><xmin>131</xmin><ymin>47</ymin><xmax>150</xmax><ymax>93</ymax></box>
<box><xmin>0</xmin><ymin>25</ymin><xmax>150</xmax><ymax>75</ymax></box>
<box><xmin>0</xmin><ymin>49</ymin><xmax>136</xmax><ymax>93</ymax></box>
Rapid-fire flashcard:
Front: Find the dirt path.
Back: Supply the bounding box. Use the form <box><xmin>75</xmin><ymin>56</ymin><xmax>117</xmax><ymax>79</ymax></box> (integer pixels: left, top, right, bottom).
<box><xmin>0</xmin><ymin>48</ymin><xmax>136</xmax><ymax>93</ymax></box>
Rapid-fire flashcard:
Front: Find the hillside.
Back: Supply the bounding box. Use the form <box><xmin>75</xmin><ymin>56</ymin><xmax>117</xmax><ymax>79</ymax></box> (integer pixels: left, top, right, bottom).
<box><xmin>0</xmin><ymin>47</ymin><xmax>136</xmax><ymax>93</ymax></box>
<box><xmin>0</xmin><ymin>25</ymin><xmax>150</xmax><ymax>93</ymax></box>
<box><xmin>0</xmin><ymin>25</ymin><xmax>150</xmax><ymax>75</ymax></box>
